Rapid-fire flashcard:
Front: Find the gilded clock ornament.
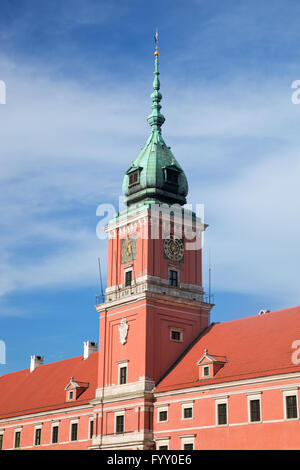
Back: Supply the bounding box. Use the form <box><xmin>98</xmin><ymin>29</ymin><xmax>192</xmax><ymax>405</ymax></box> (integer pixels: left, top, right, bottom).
<box><xmin>121</xmin><ymin>236</ymin><xmax>137</xmax><ymax>264</ymax></box>
<box><xmin>164</xmin><ymin>235</ymin><xmax>184</xmax><ymax>262</ymax></box>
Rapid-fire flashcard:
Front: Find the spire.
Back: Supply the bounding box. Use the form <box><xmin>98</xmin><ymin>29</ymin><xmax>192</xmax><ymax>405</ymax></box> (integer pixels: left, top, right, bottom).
<box><xmin>121</xmin><ymin>33</ymin><xmax>188</xmax><ymax>208</ymax></box>
<box><xmin>147</xmin><ymin>31</ymin><xmax>165</xmax><ymax>132</ymax></box>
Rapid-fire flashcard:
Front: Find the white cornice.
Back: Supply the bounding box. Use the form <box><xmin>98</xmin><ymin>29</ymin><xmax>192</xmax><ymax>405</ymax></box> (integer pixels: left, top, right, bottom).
<box><xmin>154</xmin><ymin>372</ymin><xmax>300</xmax><ymax>399</ymax></box>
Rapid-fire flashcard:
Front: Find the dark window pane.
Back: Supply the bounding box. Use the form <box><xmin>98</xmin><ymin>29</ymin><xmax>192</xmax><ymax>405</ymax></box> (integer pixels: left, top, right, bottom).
<box><xmin>218</xmin><ymin>403</ymin><xmax>227</xmax><ymax>425</ymax></box>
<box><xmin>52</xmin><ymin>426</ymin><xmax>59</xmax><ymax>444</ymax></box>
<box><xmin>159</xmin><ymin>445</ymin><xmax>168</xmax><ymax>450</ymax></box>
<box><xmin>89</xmin><ymin>420</ymin><xmax>94</xmax><ymax>439</ymax></box>
<box><xmin>286</xmin><ymin>395</ymin><xmax>298</xmax><ymax>419</ymax></box>
<box><xmin>184</xmin><ymin>443</ymin><xmax>194</xmax><ymax>450</ymax></box>
<box><xmin>250</xmin><ymin>399</ymin><xmax>260</xmax><ymax>422</ymax></box>
<box><xmin>166</xmin><ymin>169</ymin><xmax>179</xmax><ymax>185</ymax></box>
<box><xmin>14</xmin><ymin>431</ymin><xmax>21</xmax><ymax>448</ymax></box>
<box><xmin>116</xmin><ymin>415</ymin><xmax>124</xmax><ymax>434</ymax></box>
<box><xmin>0</xmin><ymin>434</ymin><xmax>3</xmax><ymax>450</ymax></box>
<box><xmin>171</xmin><ymin>330</ymin><xmax>181</xmax><ymax>341</ymax></box>
<box><xmin>169</xmin><ymin>270</ymin><xmax>178</xmax><ymax>286</ymax></box>
<box><xmin>125</xmin><ymin>270</ymin><xmax>132</xmax><ymax>287</ymax></box>
<box><xmin>119</xmin><ymin>366</ymin><xmax>127</xmax><ymax>384</ymax></box>
<box><xmin>159</xmin><ymin>410</ymin><xmax>168</xmax><ymax>422</ymax></box>
<box><xmin>71</xmin><ymin>423</ymin><xmax>78</xmax><ymax>441</ymax></box>
<box><xmin>35</xmin><ymin>428</ymin><xmax>41</xmax><ymax>446</ymax></box>
<box><xmin>183</xmin><ymin>407</ymin><xmax>193</xmax><ymax>419</ymax></box>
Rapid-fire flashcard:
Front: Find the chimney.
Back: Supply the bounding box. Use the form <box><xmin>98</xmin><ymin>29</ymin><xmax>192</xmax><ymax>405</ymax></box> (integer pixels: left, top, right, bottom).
<box><xmin>258</xmin><ymin>309</ymin><xmax>270</xmax><ymax>315</ymax></box>
<box><xmin>30</xmin><ymin>355</ymin><xmax>44</xmax><ymax>372</ymax></box>
<box><xmin>83</xmin><ymin>341</ymin><xmax>98</xmax><ymax>360</ymax></box>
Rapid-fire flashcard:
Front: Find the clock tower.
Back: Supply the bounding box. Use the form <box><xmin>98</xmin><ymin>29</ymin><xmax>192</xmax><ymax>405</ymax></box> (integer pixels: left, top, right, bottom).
<box><xmin>91</xmin><ymin>41</ymin><xmax>213</xmax><ymax>450</ymax></box>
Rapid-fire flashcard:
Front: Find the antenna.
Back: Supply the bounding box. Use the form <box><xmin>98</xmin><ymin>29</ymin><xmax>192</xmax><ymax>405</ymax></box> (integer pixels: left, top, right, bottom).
<box><xmin>208</xmin><ymin>248</ymin><xmax>212</xmax><ymax>304</ymax></box>
<box><xmin>98</xmin><ymin>257</ymin><xmax>105</xmax><ymax>303</ymax></box>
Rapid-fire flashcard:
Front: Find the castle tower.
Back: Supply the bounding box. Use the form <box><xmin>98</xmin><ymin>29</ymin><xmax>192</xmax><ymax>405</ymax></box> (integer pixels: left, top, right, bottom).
<box><xmin>91</xmin><ymin>38</ymin><xmax>213</xmax><ymax>450</ymax></box>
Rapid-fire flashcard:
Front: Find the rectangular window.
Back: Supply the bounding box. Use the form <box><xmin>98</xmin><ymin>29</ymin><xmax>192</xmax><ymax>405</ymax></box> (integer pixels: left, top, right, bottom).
<box><xmin>158</xmin><ymin>410</ymin><xmax>168</xmax><ymax>422</ymax></box>
<box><xmin>129</xmin><ymin>170</ymin><xmax>139</xmax><ymax>186</ymax></box>
<box><xmin>52</xmin><ymin>425</ymin><xmax>59</xmax><ymax>444</ymax></box>
<box><xmin>14</xmin><ymin>431</ymin><xmax>21</xmax><ymax>449</ymax></box>
<box><xmin>217</xmin><ymin>403</ymin><xmax>227</xmax><ymax>425</ymax></box>
<box><xmin>249</xmin><ymin>399</ymin><xmax>261</xmax><ymax>422</ymax></box>
<box><xmin>286</xmin><ymin>395</ymin><xmax>298</xmax><ymax>419</ymax></box>
<box><xmin>119</xmin><ymin>366</ymin><xmax>127</xmax><ymax>385</ymax></box>
<box><xmin>169</xmin><ymin>270</ymin><xmax>178</xmax><ymax>287</ymax></box>
<box><xmin>89</xmin><ymin>420</ymin><xmax>94</xmax><ymax>439</ymax></box>
<box><xmin>203</xmin><ymin>366</ymin><xmax>210</xmax><ymax>377</ymax></box>
<box><xmin>116</xmin><ymin>415</ymin><xmax>124</xmax><ymax>434</ymax></box>
<box><xmin>34</xmin><ymin>428</ymin><xmax>42</xmax><ymax>446</ymax></box>
<box><xmin>125</xmin><ymin>270</ymin><xmax>132</xmax><ymax>287</ymax></box>
<box><xmin>183</xmin><ymin>443</ymin><xmax>194</xmax><ymax>450</ymax></box>
<box><xmin>71</xmin><ymin>422</ymin><xmax>78</xmax><ymax>441</ymax></box>
<box><xmin>170</xmin><ymin>329</ymin><xmax>182</xmax><ymax>342</ymax></box>
<box><xmin>165</xmin><ymin>168</ymin><xmax>179</xmax><ymax>185</ymax></box>
<box><xmin>159</xmin><ymin>445</ymin><xmax>168</xmax><ymax>450</ymax></box>
<box><xmin>0</xmin><ymin>434</ymin><xmax>3</xmax><ymax>450</ymax></box>
<box><xmin>184</xmin><ymin>407</ymin><xmax>193</xmax><ymax>418</ymax></box>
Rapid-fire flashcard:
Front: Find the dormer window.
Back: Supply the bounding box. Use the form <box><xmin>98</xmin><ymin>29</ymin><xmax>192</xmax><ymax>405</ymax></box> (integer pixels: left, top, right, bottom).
<box><xmin>129</xmin><ymin>170</ymin><xmax>139</xmax><ymax>186</ymax></box>
<box><xmin>65</xmin><ymin>377</ymin><xmax>89</xmax><ymax>402</ymax></box>
<box><xmin>126</xmin><ymin>165</ymin><xmax>142</xmax><ymax>188</ymax></box>
<box><xmin>163</xmin><ymin>164</ymin><xmax>182</xmax><ymax>186</ymax></box>
<box><xmin>197</xmin><ymin>348</ymin><xmax>227</xmax><ymax>379</ymax></box>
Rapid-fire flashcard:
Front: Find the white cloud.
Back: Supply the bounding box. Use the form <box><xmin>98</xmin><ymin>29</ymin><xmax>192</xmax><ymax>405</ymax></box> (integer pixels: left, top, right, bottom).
<box><xmin>1</xmin><ymin>50</ymin><xmax>300</xmax><ymax>310</ymax></box>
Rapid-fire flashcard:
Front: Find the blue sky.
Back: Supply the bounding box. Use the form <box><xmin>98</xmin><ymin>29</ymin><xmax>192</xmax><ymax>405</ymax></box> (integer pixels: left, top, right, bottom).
<box><xmin>1</xmin><ymin>0</ymin><xmax>300</xmax><ymax>374</ymax></box>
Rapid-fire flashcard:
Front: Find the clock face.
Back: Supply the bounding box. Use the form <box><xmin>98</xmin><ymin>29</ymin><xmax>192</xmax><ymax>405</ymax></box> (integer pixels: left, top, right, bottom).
<box><xmin>164</xmin><ymin>235</ymin><xmax>184</xmax><ymax>262</ymax></box>
<box><xmin>121</xmin><ymin>237</ymin><xmax>137</xmax><ymax>264</ymax></box>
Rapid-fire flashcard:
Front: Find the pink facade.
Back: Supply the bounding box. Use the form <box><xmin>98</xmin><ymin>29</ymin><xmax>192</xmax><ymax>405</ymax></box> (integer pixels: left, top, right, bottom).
<box><xmin>1</xmin><ymin>203</ymin><xmax>300</xmax><ymax>450</ymax></box>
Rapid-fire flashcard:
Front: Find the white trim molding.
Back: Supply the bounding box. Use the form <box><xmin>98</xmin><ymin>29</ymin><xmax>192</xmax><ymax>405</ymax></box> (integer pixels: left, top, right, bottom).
<box><xmin>247</xmin><ymin>392</ymin><xmax>262</xmax><ymax>423</ymax></box>
<box><xmin>179</xmin><ymin>434</ymin><xmax>195</xmax><ymax>450</ymax></box>
<box><xmin>157</xmin><ymin>405</ymin><xmax>169</xmax><ymax>423</ymax></box>
<box><xmin>215</xmin><ymin>396</ymin><xmax>228</xmax><ymax>426</ymax></box>
<box><xmin>282</xmin><ymin>387</ymin><xmax>299</xmax><ymax>420</ymax></box>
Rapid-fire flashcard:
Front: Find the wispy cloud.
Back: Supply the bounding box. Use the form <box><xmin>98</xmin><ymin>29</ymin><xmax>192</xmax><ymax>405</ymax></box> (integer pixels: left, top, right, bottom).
<box><xmin>1</xmin><ymin>5</ymin><xmax>300</xmax><ymax>312</ymax></box>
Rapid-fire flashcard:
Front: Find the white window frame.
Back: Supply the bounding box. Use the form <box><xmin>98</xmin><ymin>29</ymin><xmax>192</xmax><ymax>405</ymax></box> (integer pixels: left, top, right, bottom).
<box><xmin>33</xmin><ymin>424</ymin><xmax>42</xmax><ymax>446</ymax></box>
<box><xmin>118</xmin><ymin>360</ymin><xmax>129</xmax><ymax>385</ymax></box>
<box><xmin>247</xmin><ymin>392</ymin><xmax>262</xmax><ymax>423</ymax></box>
<box><xmin>157</xmin><ymin>406</ymin><xmax>169</xmax><ymax>423</ymax></box>
<box><xmin>51</xmin><ymin>421</ymin><xmax>60</xmax><ymax>444</ymax></box>
<box><xmin>0</xmin><ymin>430</ymin><xmax>4</xmax><ymax>450</ymax></box>
<box><xmin>124</xmin><ymin>266</ymin><xmax>133</xmax><ymax>287</ymax></box>
<box><xmin>283</xmin><ymin>388</ymin><xmax>299</xmax><ymax>420</ymax></box>
<box><xmin>69</xmin><ymin>419</ymin><xmax>79</xmax><ymax>442</ymax></box>
<box><xmin>115</xmin><ymin>410</ymin><xmax>125</xmax><ymax>434</ymax></box>
<box><xmin>181</xmin><ymin>401</ymin><xmax>194</xmax><ymax>420</ymax></box>
<box><xmin>68</xmin><ymin>390</ymin><xmax>74</xmax><ymax>401</ymax></box>
<box><xmin>202</xmin><ymin>365</ymin><xmax>210</xmax><ymax>377</ymax></box>
<box><xmin>14</xmin><ymin>427</ymin><xmax>22</xmax><ymax>449</ymax></box>
<box><xmin>215</xmin><ymin>397</ymin><xmax>228</xmax><ymax>426</ymax></box>
<box><xmin>88</xmin><ymin>416</ymin><xmax>94</xmax><ymax>439</ymax></box>
<box><xmin>180</xmin><ymin>434</ymin><xmax>195</xmax><ymax>450</ymax></box>
<box><xmin>169</xmin><ymin>327</ymin><xmax>183</xmax><ymax>343</ymax></box>
<box><xmin>156</xmin><ymin>437</ymin><xmax>170</xmax><ymax>450</ymax></box>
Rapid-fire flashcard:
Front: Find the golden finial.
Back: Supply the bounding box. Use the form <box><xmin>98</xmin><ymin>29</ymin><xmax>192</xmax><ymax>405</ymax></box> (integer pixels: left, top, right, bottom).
<box><xmin>154</xmin><ymin>30</ymin><xmax>159</xmax><ymax>56</ymax></box>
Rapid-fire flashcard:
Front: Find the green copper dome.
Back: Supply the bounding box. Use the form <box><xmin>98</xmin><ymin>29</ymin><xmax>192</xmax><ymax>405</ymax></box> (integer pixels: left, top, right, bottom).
<box><xmin>122</xmin><ymin>45</ymin><xmax>188</xmax><ymax>207</ymax></box>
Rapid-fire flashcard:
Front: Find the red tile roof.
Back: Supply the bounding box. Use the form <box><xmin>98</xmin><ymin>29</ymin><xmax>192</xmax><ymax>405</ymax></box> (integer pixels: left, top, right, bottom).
<box><xmin>0</xmin><ymin>352</ymin><xmax>98</xmax><ymax>419</ymax></box>
<box><xmin>155</xmin><ymin>306</ymin><xmax>300</xmax><ymax>393</ymax></box>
